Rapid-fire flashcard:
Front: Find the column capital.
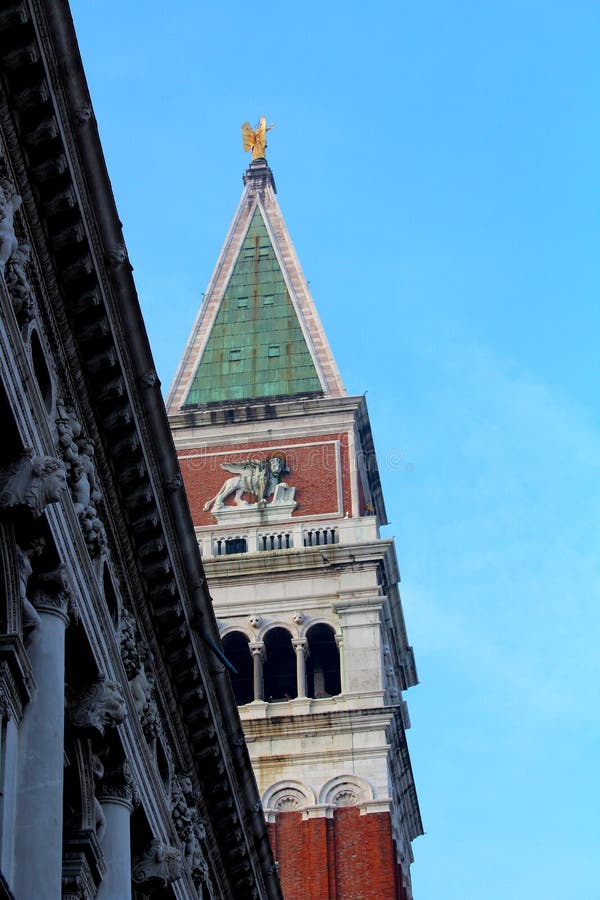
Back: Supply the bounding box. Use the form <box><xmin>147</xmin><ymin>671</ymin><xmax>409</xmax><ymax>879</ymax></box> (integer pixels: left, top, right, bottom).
<box><xmin>292</xmin><ymin>638</ymin><xmax>308</xmax><ymax>653</ymax></box>
<box><xmin>97</xmin><ymin>759</ymin><xmax>136</xmax><ymax>810</ymax></box>
<box><xmin>248</xmin><ymin>641</ymin><xmax>265</xmax><ymax>657</ymax></box>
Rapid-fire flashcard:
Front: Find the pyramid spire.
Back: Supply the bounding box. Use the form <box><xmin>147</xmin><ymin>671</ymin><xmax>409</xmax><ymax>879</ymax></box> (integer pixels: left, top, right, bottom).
<box><xmin>166</xmin><ymin>158</ymin><xmax>345</xmax><ymax>414</ymax></box>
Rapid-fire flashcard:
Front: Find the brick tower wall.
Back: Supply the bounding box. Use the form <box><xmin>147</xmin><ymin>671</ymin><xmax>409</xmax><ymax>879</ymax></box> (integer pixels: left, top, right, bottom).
<box><xmin>268</xmin><ymin>808</ymin><xmax>407</xmax><ymax>900</ymax></box>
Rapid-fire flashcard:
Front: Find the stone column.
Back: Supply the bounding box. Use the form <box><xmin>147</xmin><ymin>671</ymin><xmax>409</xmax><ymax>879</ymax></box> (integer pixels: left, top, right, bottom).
<box><xmin>293</xmin><ymin>639</ymin><xmax>308</xmax><ymax>698</ymax></box>
<box><xmin>96</xmin><ymin>776</ymin><xmax>134</xmax><ymax>900</ymax></box>
<box><xmin>336</xmin><ymin>633</ymin><xmax>345</xmax><ymax>695</ymax></box>
<box><xmin>13</xmin><ymin>589</ymin><xmax>69</xmax><ymax>900</ymax></box>
<box><xmin>249</xmin><ymin>642</ymin><xmax>264</xmax><ymax>701</ymax></box>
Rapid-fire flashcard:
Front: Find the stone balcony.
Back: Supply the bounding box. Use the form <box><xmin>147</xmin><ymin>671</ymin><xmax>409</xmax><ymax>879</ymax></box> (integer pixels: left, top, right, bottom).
<box><xmin>196</xmin><ymin>515</ymin><xmax>380</xmax><ymax>558</ymax></box>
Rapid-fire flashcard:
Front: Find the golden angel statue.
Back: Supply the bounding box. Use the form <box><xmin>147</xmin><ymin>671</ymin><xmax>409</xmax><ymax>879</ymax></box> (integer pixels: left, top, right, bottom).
<box><xmin>241</xmin><ymin>117</ymin><xmax>274</xmax><ymax>160</ymax></box>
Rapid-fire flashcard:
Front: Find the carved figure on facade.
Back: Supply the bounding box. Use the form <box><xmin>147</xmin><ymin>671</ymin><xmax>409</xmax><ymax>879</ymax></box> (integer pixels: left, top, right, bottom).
<box><xmin>203</xmin><ymin>451</ymin><xmax>294</xmax><ymax>513</ymax></box>
<box><xmin>5</xmin><ymin>240</ymin><xmax>35</xmax><ymax>323</ymax></box>
<box><xmin>56</xmin><ymin>402</ymin><xmax>107</xmax><ymax>557</ymax></box>
<box><xmin>119</xmin><ymin>608</ymin><xmax>160</xmax><ymax>736</ymax></box>
<box><xmin>0</xmin><ymin>449</ymin><xmax>67</xmax><ymax>519</ymax></box>
<box><xmin>68</xmin><ymin>675</ymin><xmax>127</xmax><ymax>736</ymax></box>
<box><xmin>132</xmin><ymin>838</ymin><xmax>183</xmax><ymax>889</ymax></box>
<box><xmin>171</xmin><ymin>773</ymin><xmax>209</xmax><ymax>887</ymax></box>
<box><xmin>0</xmin><ymin>178</ymin><xmax>21</xmax><ymax>272</ymax></box>
<box><xmin>241</xmin><ymin>117</ymin><xmax>274</xmax><ymax>160</ymax></box>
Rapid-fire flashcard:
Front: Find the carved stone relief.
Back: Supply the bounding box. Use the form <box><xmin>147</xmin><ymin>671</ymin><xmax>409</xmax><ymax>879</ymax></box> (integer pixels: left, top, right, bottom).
<box><xmin>131</xmin><ymin>838</ymin><xmax>183</xmax><ymax>889</ymax></box>
<box><xmin>0</xmin><ymin>176</ymin><xmax>21</xmax><ymax>273</ymax></box>
<box><xmin>203</xmin><ymin>451</ymin><xmax>296</xmax><ymax>517</ymax></box>
<box><xmin>68</xmin><ymin>675</ymin><xmax>127</xmax><ymax>736</ymax></box>
<box><xmin>119</xmin><ymin>608</ymin><xmax>160</xmax><ymax>738</ymax></box>
<box><xmin>171</xmin><ymin>773</ymin><xmax>209</xmax><ymax>887</ymax></box>
<box><xmin>56</xmin><ymin>401</ymin><xmax>107</xmax><ymax>558</ymax></box>
<box><xmin>0</xmin><ymin>449</ymin><xmax>67</xmax><ymax>519</ymax></box>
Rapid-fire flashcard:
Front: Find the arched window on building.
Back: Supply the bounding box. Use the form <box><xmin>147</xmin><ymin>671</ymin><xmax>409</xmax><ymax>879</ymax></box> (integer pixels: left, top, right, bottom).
<box><xmin>263</xmin><ymin>627</ymin><xmax>296</xmax><ymax>702</ymax></box>
<box><xmin>306</xmin><ymin>623</ymin><xmax>341</xmax><ymax>698</ymax></box>
<box><xmin>222</xmin><ymin>631</ymin><xmax>253</xmax><ymax>705</ymax></box>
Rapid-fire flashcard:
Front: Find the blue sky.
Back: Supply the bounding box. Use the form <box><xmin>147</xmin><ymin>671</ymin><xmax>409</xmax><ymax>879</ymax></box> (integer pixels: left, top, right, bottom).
<box><xmin>70</xmin><ymin>2</ymin><xmax>599</xmax><ymax>897</ymax></box>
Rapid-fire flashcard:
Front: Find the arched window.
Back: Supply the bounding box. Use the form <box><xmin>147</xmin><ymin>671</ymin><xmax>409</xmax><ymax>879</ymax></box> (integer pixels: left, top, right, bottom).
<box><xmin>222</xmin><ymin>631</ymin><xmax>253</xmax><ymax>705</ymax></box>
<box><xmin>306</xmin><ymin>623</ymin><xmax>341</xmax><ymax>698</ymax></box>
<box><xmin>263</xmin><ymin>627</ymin><xmax>296</xmax><ymax>702</ymax></box>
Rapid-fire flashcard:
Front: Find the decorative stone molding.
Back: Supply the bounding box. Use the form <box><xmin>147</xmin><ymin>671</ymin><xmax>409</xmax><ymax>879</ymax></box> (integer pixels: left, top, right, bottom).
<box><xmin>118</xmin><ymin>608</ymin><xmax>141</xmax><ymax>677</ymax></box>
<box><xmin>249</xmin><ymin>613</ymin><xmax>262</xmax><ymax>629</ymax></box>
<box><xmin>292</xmin><ymin>610</ymin><xmax>304</xmax><ymax>625</ymax></box>
<box><xmin>0</xmin><ymin>449</ymin><xmax>67</xmax><ymax>518</ymax></box>
<box><xmin>131</xmin><ymin>839</ymin><xmax>183</xmax><ymax>889</ymax></box>
<box><xmin>68</xmin><ymin>675</ymin><xmax>127</xmax><ymax>735</ymax></box>
<box><xmin>0</xmin><ymin>176</ymin><xmax>21</xmax><ymax>272</ymax></box>
<box><xmin>318</xmin><ymin>775</ymin><xmax>374</xmax><ymax>808</ymax></box>
<box><xmin>262</xmin><ymin>780</ymin><xmax>316</xmax><ymax>819</ymax></box>
<box><xmin>5</xmin><ymin>239</ymin><xmax>35</xmax><ymax>323</ymax></box>
<box><xmin>0</xmin><ymin>635</ymin><xmax>35</xmax><ymax>722</ymax></box>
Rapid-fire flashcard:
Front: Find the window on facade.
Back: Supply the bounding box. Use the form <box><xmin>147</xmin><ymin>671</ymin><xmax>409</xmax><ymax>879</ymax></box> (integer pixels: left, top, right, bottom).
<box><xmin>229</xmin><ymin>348</ymin><xmax>241</xmax><ymax>361</ymax></box>
<box><xmin>222</xmin><ymin>632</ymin><xmax>254</xmax><ymax>705</ymax></box>
<box><xmin>263</xmin><ymin>628</ymin><xmax>297</xmax><ymax>701</ymax></box>
<box><xmin>263</xmin><ymin>294</ymin><xmax>274</xmax><ymax>306</ymax></box>
<box><xmin>237</xmin><ymin>296</ymin><xmax>249</xmax><ymax>308</ymax></box>
<box><xmin>267</xmin><ymin>345</ymin><xmax>280</xmax><ymax>358</ymax></box>
<box><xmin>306</xmin><ymin>623</ymin><xmax>341</xmax><ymax>698</ymax></box>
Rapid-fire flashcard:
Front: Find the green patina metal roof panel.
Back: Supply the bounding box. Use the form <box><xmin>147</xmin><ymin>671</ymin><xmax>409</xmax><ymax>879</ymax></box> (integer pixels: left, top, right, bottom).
<box><xmin>184</xmin><ymin>207</ymin><xmax>323</xmax><ymax>405</ymax></box>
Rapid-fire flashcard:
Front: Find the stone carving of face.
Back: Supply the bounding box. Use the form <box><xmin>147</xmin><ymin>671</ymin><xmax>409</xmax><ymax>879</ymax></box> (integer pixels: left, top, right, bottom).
<box><xmin>269</xmin><ymin>456</ymin><xmax>283</xmax><ymax>475</ymax></box>
<box><xmin>292</xmin><ymin>611</ymin><xmax>304</xmax><ymax>625</ymax></box>
<box><xmin>249</xmin><ymin>614</ymin><xmax>262</xmax><ymax>629</ymax></box>
<box><xmin>43</xmin><ymin>462</ymin><xmax>68</xmax><ymax>504</ymax></box>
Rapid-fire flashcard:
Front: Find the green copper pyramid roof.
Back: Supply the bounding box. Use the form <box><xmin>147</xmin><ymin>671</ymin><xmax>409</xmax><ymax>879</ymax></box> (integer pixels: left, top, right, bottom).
<box><xmin>184</xmin><ymin>207</ymin><xmax>323</xmax><ymax>405</ymax></box>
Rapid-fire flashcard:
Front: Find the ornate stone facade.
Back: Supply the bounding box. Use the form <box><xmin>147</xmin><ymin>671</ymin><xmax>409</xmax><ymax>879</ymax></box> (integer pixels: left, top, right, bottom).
<box><xmin>0</xmin><ymin>4</ymin><xmax>281</xmax><ymax>899</ymax></box>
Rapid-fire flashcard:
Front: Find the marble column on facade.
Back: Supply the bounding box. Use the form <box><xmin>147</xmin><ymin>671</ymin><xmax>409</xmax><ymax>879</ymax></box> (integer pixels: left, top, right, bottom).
<box><xmin>335</xmin><ymin>633</ymin><xmax>345</xmax><ymax>695</ymax></box>
<box><xmin>293</xmin><ymin>638</ymin><xmax>308</xmax><ymax>698</ymax></box>
<box><xmin>249</xmin><ymin>642</ymin><xmax>264</xmax><ymax>701</ymax></box>
<box><xmin>96</xmin><ymin>771</ymin><xmax>134</xmax><ymax>900</ymax></box>
<box><xmin>13</xmin><ymin>588</ymin><xmax>69</xmax><ymax>900</ymax></box>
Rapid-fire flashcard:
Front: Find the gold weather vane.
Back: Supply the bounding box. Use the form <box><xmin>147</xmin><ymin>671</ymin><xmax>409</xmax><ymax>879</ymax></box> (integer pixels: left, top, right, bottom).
<box><xmin>241</xmin><ymin>116</ymin><xmax>274</xmax><ymax>160</ymax></box>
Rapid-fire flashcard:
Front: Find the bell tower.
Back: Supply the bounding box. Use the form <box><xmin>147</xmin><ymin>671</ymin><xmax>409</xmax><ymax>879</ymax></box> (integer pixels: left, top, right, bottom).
<box><xmin>167</xmin><ymin>146</ymin><xmax>422</xmax><ymax>899</ymax></box>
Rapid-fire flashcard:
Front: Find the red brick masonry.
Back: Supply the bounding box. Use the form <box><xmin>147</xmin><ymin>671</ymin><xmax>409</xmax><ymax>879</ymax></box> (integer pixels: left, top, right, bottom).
<box><xmin>268</xmin><ymin>808</ymin><xmax>408</xmax><ymax>900</ymax></box>
<box><xmin>178</xmin><ymin>433</ymin><xmax>353</xmax><ymax>526</ymax></box>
